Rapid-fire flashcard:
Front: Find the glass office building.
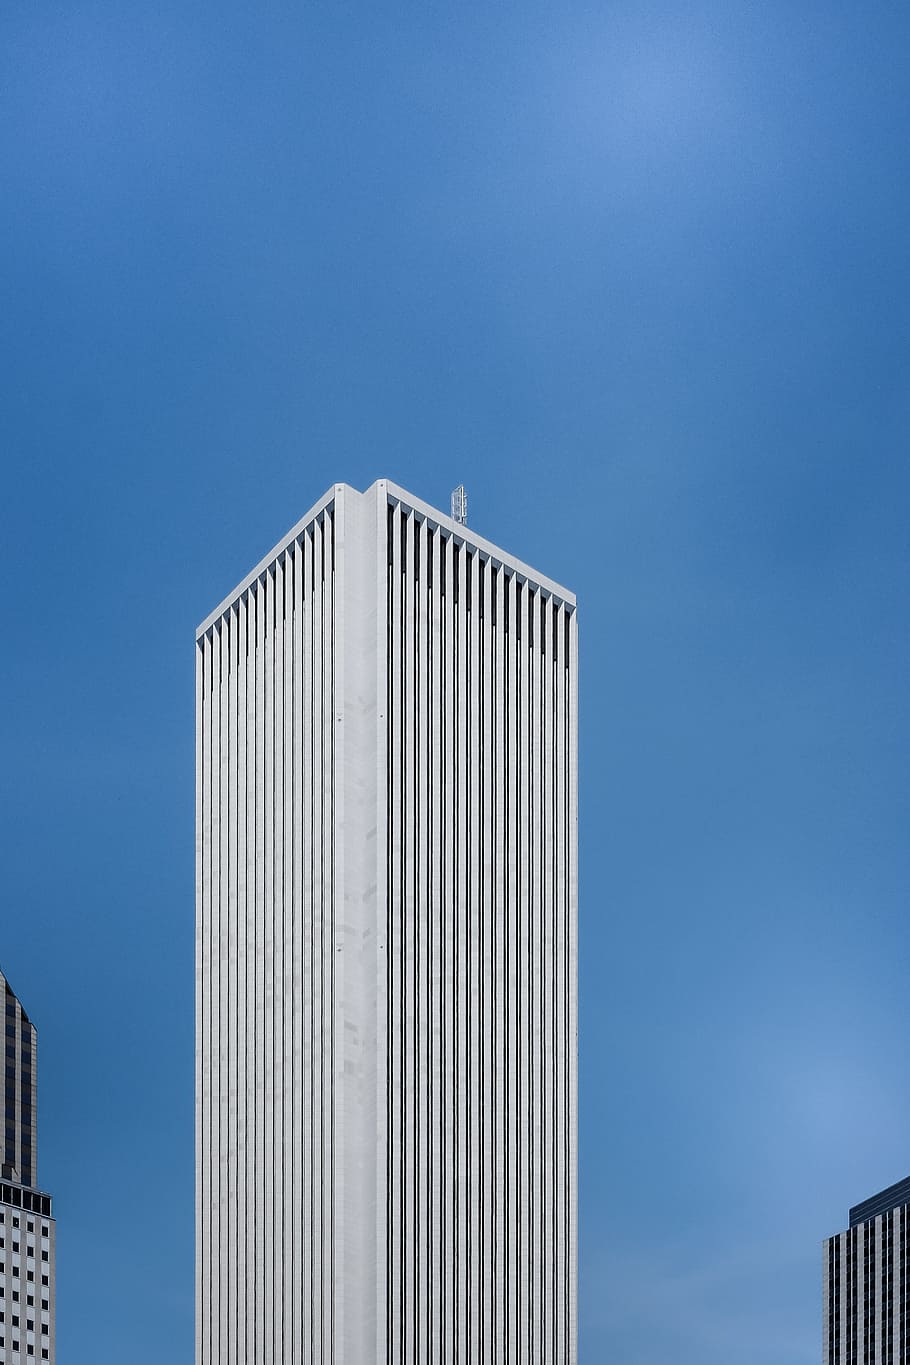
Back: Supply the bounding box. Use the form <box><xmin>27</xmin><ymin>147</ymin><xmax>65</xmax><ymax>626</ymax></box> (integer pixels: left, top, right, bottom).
<box><xmin>824</xmin><ymin>1176</ymin><xmax>910</xmax><ymax>1364</ymax></box>
<box><xmin>0</xmin><ymin>968</ymin><xmax>56</xmax><ymax>1365</ymax></box>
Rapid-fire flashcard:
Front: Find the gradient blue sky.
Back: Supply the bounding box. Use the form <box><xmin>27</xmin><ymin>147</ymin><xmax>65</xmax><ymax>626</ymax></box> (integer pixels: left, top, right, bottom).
<box><xmin>2</xmin><ymin>3</ymin><xmax>909</xmax><ymax>1361</ymax></box>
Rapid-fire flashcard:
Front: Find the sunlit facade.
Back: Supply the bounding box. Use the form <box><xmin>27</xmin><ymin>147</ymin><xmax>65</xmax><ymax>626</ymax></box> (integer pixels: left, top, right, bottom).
<box><xmin>196</xmin><ymin>479</ymin><xmax>578</xmax><ymax>1363</ymax></box>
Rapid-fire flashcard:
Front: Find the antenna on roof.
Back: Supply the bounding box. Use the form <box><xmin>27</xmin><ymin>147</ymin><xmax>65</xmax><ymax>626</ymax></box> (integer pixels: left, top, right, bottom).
<box><xmin>451</xmin><ymin>484</ymin><xmax>468</xmax><ymax>526</ymax></box>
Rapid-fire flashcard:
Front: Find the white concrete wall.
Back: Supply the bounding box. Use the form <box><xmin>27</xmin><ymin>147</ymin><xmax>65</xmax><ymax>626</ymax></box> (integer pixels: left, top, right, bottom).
<box><xmin>197</xmin><ymin>480</ymin><xmax>578</xmax><ymax>1364</ymax></box>
<box><xmin>0</xmin><ymin>1197</ymin><xmax>56</xmax><ymax>1365</ymax></box>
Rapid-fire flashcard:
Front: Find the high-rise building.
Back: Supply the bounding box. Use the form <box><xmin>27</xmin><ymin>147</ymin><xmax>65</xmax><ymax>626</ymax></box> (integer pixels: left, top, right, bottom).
<box><xmin>824</xmin><ymin>1175</ymin><xmax>910</xmax><ymax>1364</ymax></box>
<box><xmin>196</xmin><ymin>479</ymin><xmax>578</xmax><ymax>1364</ymax></box>
<box><xmin>0</xmin><ymin>967</ymin><xmax>56</xmax><ymax>1365</ymax></box>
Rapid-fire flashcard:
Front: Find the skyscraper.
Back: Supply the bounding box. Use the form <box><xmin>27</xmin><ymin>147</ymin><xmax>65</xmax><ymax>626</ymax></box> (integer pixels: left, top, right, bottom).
<box><xmin>196</xmin><ymin>479</ymin><xmax>578</xmax><ymax>1364</ymax></box>
<box><xmin>824</xmin><ymin>1175</ymin><xmax>910</xmax><ymax>1364</ymax></box>
<box><xmin>0</xmin><ymin>967</ymin><xmax>56</xmax><ymax>1365</ymax></box>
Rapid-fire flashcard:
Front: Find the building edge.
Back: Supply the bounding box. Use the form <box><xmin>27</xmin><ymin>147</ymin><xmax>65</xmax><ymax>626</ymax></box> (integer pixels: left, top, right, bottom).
<box><xmin>196</xmin><ymin>479</ymin><xmax>576</xmax><ymax>640</ymax></box>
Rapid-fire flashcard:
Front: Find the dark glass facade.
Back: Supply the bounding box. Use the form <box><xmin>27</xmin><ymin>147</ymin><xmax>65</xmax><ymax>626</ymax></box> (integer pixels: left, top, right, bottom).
<box><xmin>851</xmin><ymin>1178</ymin><xmax>910</xmax><ymax>1230</ymax></box>
<box><xmin>1</xmin><ymin>972</ymin><xmax>38</xmax><ymax>1188</ymax></box>
<box><xmin>0</xmin><ymin>966</ymin><xmax>55</xmax><ymax>1364</ymax></box>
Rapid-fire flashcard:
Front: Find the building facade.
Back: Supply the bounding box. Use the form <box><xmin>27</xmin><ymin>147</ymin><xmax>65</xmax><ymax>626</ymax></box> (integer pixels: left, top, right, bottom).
<box><xmin>196</xmin><ymin>480</ymin><xmax>578</xmax><ymax>1364</ymax></box>
<box><xmin>0</xmin><ymin>968</ymin><xmax>56</xmax><ymax>1365</ymax></box>
<box><xmin>824</xmin><ymin>1175</ymin><xmax>910</xmax><ymax>1364</ymax></box>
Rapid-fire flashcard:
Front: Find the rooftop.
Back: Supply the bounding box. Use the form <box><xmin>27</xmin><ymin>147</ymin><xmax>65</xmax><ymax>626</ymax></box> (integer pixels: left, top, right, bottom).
<box><xmin>849</xmin><ymin>1175</ymin><xmax>910</xmax><ymax>1227</ymax></box>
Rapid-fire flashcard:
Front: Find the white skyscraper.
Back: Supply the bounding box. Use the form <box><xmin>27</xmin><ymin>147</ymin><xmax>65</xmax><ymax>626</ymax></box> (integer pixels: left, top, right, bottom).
<box><xmin>196</xmin><ymin>479</ymin><xmax>577</xmax><ymax>1364</ymax></box>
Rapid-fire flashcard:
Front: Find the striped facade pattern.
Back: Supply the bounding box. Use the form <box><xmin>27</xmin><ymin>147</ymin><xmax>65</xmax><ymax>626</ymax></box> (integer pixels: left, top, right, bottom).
<box><xmin>824</xmin><ymin>1208</ymin><xmax>910</xmax><ymax>1364</ymax></box>
<box><xmin>197</xmin><ymin>503</ymin><xmax>340</xmax><ymax>1365</ymax></box>
<box><xmin>196</xmin><ymin>480</ymin><xmax>577</xmax><ymax>1365</ymax></box>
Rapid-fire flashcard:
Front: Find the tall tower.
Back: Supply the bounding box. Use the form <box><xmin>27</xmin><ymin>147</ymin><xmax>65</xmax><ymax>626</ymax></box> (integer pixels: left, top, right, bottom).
<box><xmin>0</xmin><ymin>967</ymin><xmax>56</xmax><ymax>1365</ymax></box>
<box><xmin>196</xmin><ymin>480</ymin><xmax>578</xmax><ymax>1364</ymax></box>
<box><xmin>824</xmin><ymin>1175</ymin><xmax>910</xmax><ymax>1364</ymax></box>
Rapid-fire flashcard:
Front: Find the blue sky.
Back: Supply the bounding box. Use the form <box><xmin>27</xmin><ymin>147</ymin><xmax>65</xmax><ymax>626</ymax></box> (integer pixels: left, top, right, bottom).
<box><xmin>2</xmin><ymin>2</ymin><xmax>909</xmax><ymax>1361</ymax></box>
